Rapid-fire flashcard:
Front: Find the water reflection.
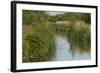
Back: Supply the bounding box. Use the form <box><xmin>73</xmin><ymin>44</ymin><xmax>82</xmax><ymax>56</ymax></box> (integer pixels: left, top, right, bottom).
<box><xmin>51</xmin><ymin>35</ymin><xmax>90</xmax><ymax>61</ymax></box>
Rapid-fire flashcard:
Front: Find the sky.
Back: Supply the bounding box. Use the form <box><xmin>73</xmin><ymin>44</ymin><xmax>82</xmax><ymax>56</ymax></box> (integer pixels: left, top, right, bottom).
<box><xmin>46</xmin><ymin>11</ymin><xmax>65</xmax><ymax>16</ymax></box>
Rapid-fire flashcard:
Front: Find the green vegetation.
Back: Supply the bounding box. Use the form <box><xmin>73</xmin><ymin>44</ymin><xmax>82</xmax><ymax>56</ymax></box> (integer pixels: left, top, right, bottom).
<box><xmin>22</xmin><ymin>10</ymin><xmax>55</xmax><ymax>62</ymax></box>
<box><xmin>51</xmin><ymin>21</ymin><xmax>91</xmax><ymax>53</ymax></box>
<box><xmin>50</xmin><ymin>12</ymin><xmax>91</xmax><ymax>53</ymax></box>
<box><xmin>22</xmin><ymin>10</ymin><xmax>91</xmax><ymax>62</ymax></box>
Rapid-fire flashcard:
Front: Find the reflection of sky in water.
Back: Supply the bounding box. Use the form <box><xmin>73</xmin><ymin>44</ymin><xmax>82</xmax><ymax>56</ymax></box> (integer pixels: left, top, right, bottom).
<box><xmin>46</xmin><ymin>11</ymin><xmax>65</xmax><ymax>16</ymax></box>
<box><xmin>51</xmin><ymin>35</ymin><xmax>91</xmax><ymax>61</ymax></box>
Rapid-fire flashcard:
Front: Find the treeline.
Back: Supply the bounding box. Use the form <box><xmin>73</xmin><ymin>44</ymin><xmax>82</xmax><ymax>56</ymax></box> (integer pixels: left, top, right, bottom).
<box><xmin>47</xmin><ymin>12</ymin><xmax>91</xmax><ymax>24</ymax></box>
<box><xmin>23</xmin><ymin>10</ymin><xmax>48</xmax><ymax>25</ymax></box>
<box><xmin>23</xmin><ymin>11</ymin><xmax>91</xmax><ymax>25</ymax></box>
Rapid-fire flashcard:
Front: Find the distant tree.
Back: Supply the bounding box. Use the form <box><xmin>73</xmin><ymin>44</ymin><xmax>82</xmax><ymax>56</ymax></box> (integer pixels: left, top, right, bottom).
<box><xmin>81</xmin><ymin>13</ymin><xmax>91</xmax><ymax>24</ymax></box>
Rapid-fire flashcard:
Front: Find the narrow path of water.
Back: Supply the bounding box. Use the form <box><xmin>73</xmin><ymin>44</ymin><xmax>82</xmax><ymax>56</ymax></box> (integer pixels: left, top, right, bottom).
<box><xmin>51</xmin><ymin>35</ymin><xmax>90</xmax><ymax>61</ymax></box>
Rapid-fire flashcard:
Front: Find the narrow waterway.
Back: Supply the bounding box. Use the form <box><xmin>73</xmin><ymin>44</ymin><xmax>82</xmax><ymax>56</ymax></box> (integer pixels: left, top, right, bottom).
<box><xmin>51</xmin><ymin>35</ymin><xmax>90</xmax><ymax>61</ymax></box>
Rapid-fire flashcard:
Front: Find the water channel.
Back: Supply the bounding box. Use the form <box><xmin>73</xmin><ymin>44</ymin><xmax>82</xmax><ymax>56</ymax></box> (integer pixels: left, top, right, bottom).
<box><xmin>51</xmin><ymin>35</ymin><xmax>91</xmax><ymax>61</ymax></box>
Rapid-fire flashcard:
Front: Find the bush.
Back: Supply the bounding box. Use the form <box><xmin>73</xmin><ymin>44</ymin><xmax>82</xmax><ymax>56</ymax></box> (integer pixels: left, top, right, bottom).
<box><xmin>22</xmin><ymin>10</ymin><xmax>55</xmax><ymax>62</ymax></box>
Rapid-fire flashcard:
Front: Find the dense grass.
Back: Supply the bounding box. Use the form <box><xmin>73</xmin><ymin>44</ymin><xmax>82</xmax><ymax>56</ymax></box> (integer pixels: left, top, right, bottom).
<box><xmin>67</xmin><ymin>21</ymin><xmax>91</xmax><ymax>52</ymax></box>
<box><xmin>23</xmin><ymin>25</ymin><xmax>55</xmax><ymax>62</ymax></box>
<box><xmin>22</xmin><ymin>10</ymin><xmax>55</xmax><ymax>62</ymax></box>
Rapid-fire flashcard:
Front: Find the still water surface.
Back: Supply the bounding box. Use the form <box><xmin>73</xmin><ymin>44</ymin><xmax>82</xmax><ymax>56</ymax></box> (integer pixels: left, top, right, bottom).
<box><xmin>51</xmin><ymin>35</ymin><xmax>90</xmax><ymax>61</ymax></box>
